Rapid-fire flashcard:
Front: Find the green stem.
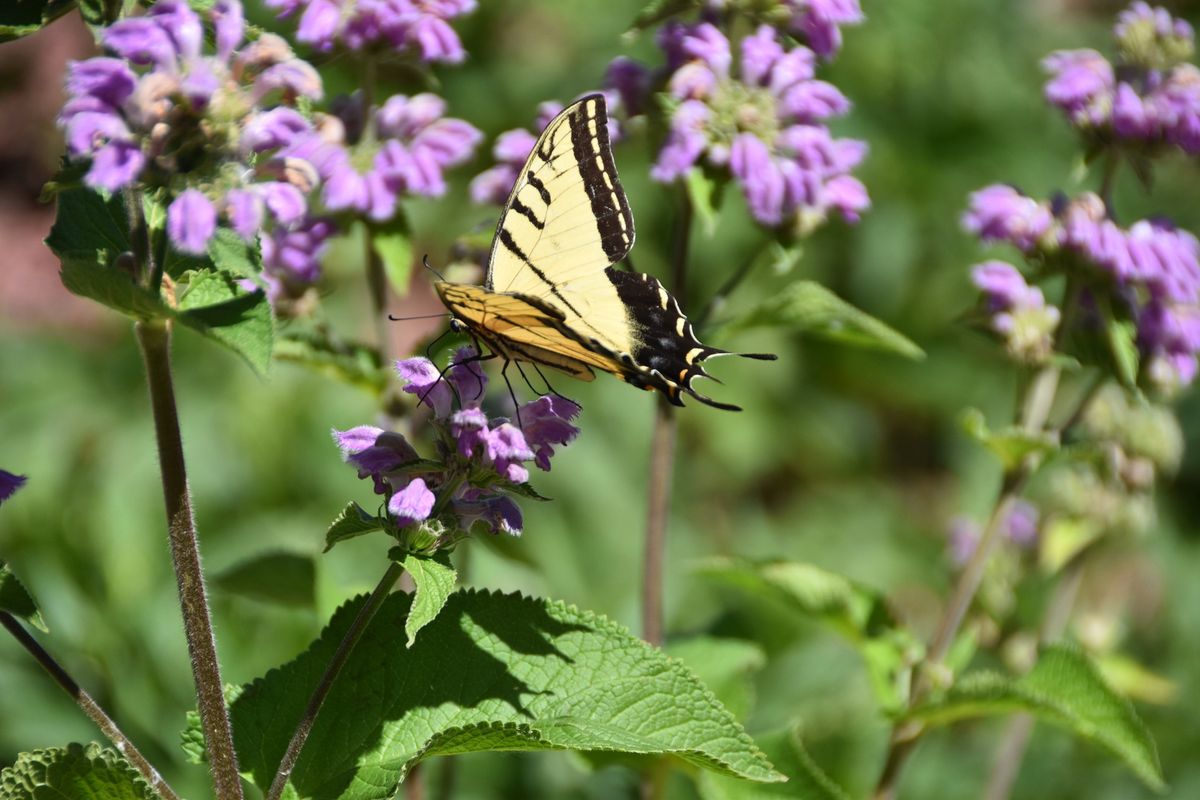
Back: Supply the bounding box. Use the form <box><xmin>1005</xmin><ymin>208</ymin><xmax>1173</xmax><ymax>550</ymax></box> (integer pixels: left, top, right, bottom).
<box><xmin>135</xmin><ymin>319</ymin><xmax>243</xmax><ymax>800</ymax></box>
<box><xmin>872</xmin><ymin>356</ymin><xmax>1065</xmax><ymax>800</ymax></box>
<box><xmin>1098</xmin><ymin>152</ymin><xmax>1120</xmax><ymax>216</ymax></box>
<box><xmin>266</xmin><ymin>561</ymin><xmax>404</xmax><ymax>800</ymax></box>
<box><xmin>982</xmin><ymin>559</ymin><xmax>1086</xmax><ymax>800</ymax></box>
<box><xmin>1</xmin><ymin>612</ymin><xmax>182</xmax><ymax>800</ymax></box>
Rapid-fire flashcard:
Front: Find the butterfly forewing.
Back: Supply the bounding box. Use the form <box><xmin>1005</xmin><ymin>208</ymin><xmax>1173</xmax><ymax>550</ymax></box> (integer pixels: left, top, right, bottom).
<box><xmin>486</xmin><ymin>95</ymin><xmax>637</xmax><ymax>356</ymax></box>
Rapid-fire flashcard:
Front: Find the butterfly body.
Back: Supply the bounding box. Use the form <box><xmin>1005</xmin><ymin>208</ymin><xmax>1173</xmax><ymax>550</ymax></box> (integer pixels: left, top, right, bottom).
<box><xmin>436</xmin><ymin>94</ymin><xmax>773</xmax><ymax>411</ymax></box>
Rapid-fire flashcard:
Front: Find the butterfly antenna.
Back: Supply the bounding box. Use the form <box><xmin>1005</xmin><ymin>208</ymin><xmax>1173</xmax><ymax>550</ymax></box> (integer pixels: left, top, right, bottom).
<box><xmin>421</xmin><ymin>254</ymin><xmax>447</xmax><ymax>282</ymax></box>
<box><xmin>389</xmin><ymin>312</ymin><xmax>454</xmax><ymax>322</ymax></box>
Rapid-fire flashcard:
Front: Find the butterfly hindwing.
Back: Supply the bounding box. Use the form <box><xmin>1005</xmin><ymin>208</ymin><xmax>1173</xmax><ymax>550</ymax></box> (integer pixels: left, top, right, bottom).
<box><xmin>434</xmin><ymin>94</ymin><xmax>774</xmax><ymax>410</ymax></box>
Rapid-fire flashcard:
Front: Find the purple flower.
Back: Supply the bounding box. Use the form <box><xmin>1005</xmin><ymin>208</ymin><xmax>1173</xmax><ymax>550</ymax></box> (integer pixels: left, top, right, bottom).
<box><xmin>66</xmin><ymin>59</ymin><xmax>137</xmax><ymax>107</ymax></box>
<box><xmin>266</xmin><ymin>0</ymin><xmax>476</xmax><ymax>62</ymax></box>
<box><xmin>397</xmin><ymin>356</ymin><xmax>454</xmax><ymax>418</ymax></box>
<box><xmin>453</xmin><ymin>492</ymin><xmax>523</xmax><ymax>536</ymax></box>
<box><xmin>1004</xmin><ymin>500</ymin><xmax>1040</xmax><ymax>548</ymax></box>
<box><xmin>0</xmin><ymin>470</ymin><xmax>26</xmax><ymax>505</ymax></box>
<box><xmin>1139</xmin><ymin>299</ymin><xmax>1200</xmax><ymax>386</ymax></box>
<box><xmin>963</xmin><ymin>185</ymin><xmax>1054</xmax><ymax>252</ymax></box>
<box><xmin>167</xmin><ymin>190</ymin><xmax>217</xmax><ymax>255</ymax></box>
<box><xmin>518</xmin><ymin>395</ymin><xmax>581</xmax><ymax>471</ymax></box>
<box><xmin>259</xmin><ymin>216</ymin><xmax>336</xmax><ymax>302</ymax></box>
<box><xmin>388</xmin><ymin>478</ymin><xmax>436</xmax><ymax>527</ymax></box>
<box><xmin>1043</xmin><ymin>50</ymin><xmax>1114</xmax><ymax>125</ymax></box>
<box><xmin>605</xmin><ymin>57</ymin><xmax>652</xmax><ymax>117</ymax></box>
<box><xmin>651</xmin><ymin>23</ymin><xmax>867</xmax><ymax>229</ymax></box>
<box><xmin>486</xmin><ymin>423</ymin><xmax>534</xmax><ymax>484</ymax></box>
<box><xmin>970</xmin><ymin>260</ymin><xmax>1060</xmax><ymax>362</ymax></box>
<box><xmin>947</xmin><ymin>516</ymin><xmax>980</xmax><ymax>567</ymax></box>
<box><xmin>333</xmin><ymin>425</ymin><xmax>419</xmax><ymax>493</ymax></box>
<box><xmin>784</xmin><ymin>0</ymin><xmax>865</xmax><ymax>60</ymax></box>
<box><xmin>447</xmin><ymin>346</ymin><xmax>487</xmax><ymax>406</ymax></box>
<box><xmin>450</xmin><ymin>407</ymin><xmax>489</xmax><ymax>458</ymax></box>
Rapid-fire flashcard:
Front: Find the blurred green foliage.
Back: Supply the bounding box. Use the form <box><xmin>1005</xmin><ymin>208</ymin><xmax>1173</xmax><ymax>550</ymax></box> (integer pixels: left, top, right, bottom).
<box><xmin>3</xmin><ymin>0</ymin><xmax>1200</xmax><ymax>798</ymax></box>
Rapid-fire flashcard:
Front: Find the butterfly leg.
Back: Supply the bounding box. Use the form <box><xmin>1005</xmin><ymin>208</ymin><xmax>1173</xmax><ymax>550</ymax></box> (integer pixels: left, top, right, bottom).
<box><xmin>499</xmin><ymin>359</ymin><xmax>523</xmax><ymax>428</ymax></box>
<box><xmin>530</xmin><ymin>362</ymin><xmax>578</xmax><ymax>405</ymax></box>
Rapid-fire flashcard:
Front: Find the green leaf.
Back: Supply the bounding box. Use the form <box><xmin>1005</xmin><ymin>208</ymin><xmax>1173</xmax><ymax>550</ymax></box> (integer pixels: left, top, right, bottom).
<box><xmin>699</xmin><ymin>727</ymin><xmax>850</xmax><ymax>800</ymax></box>
<box><xmin>0</xmin><ymin>743</ymin><xmax>154</xmax><ymax>800</ymax></box>
<box><xmin>666</xmin><ymin>637</ymin><xmax>765</xmax><ymax>721</ymax></box>
<box><xmin>0</xmin><ymin>0</ymin><xmax>77</xmax><ymax>42</ymax></box>
<box><xmin>46</xmin><ymin>184</ymin><xmax>130</xmax><ymax>259</ymax></box>
<box><xmin>697</xmin><ymin>558</ymin><xmax>917</xmax><ymax>712</ymax></box>
<box><xmin>723</xmin><ymin>281</ymin><xmax>924</xmax><ymax>359</ymax></box>
<box><xmin>1107</xmin><ymin>319</ymin><xmax>1140</xmax><ymax>389</ymax></box>
<box><xmin>275</xmin><ymin>330</ymin><xmax>389</xmax><ymax>394</ymax></box>
<box><xmin>686</xmin><ymin>169</ymin><xmax>722</xmax><ymax>237</ymax></box>
<box><xmin>76</xmin><ymin>0</ymin><xmax>120</xmax><ymax>27</ymax></box>
<box><xmin>324</xmin><ymin>501</ymin><xmax>385</xmax><ymax>552</ymax></box>
<box><xmin>628</xmin><ymin>0</ymin><xmax>700</xmax><ymax>31</ymax></box>
<box><xmin>909</xmin><ymin>644</ymin><xmax>1163</xmax><ymax>791</ymax></box>
<box><xmin>400</xmin><ymin>552</ymin><xmax>457</xmax><ymax>647</ymax></box>
<box><xmin>0</xmin><ymin>559</ymin><xmax>47</xmax><ymax>633</ymax></box>
<box><xmin>176</xmin><ymin>270</ymin><xmax>275</xmax><ymax>375</ymax></box>
<box><xmin>220</xmin><ymin>590</ymin><xmax>784</xmax><ymax>799</ymax></box>
<box><xmin>372</xmin><ymin>228</ymin><xmax>415</xmax><ymax>296</ymax></box>
<box><xmin>207</xmin><ymin>229</ymin><xmax>262</xmax><ymax>278</ymax></box>
<box><xmin>214</xmin><ymin>551</ymin><xmax>316</xmax><ymax>608</ymax></box>
<box><xmin>960</xmin><ymin>408</ymin><xmax>1059</xmax><ymax>472</ymax></box>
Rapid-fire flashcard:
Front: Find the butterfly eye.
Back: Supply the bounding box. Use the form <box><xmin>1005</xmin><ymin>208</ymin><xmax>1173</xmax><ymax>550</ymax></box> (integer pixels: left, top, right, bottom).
<box><xmin>449</xmin><ymin>318</ymin><xmax>465</xmax><ymax>333</ymax></box>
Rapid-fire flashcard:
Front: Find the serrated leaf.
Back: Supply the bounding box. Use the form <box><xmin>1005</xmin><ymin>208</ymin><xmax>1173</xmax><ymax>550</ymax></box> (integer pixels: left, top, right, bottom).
<box><xmin>208</xmin><ymin>229</ymin><xmax>261</xmax><ymax>278</ymax></box>
<box><xmin>324</xmin><ymin>501</ymin><xmax>385</xmax><ymax>552</ymax></box>
<box><xmin>0</xmin><ymin>742</ymin><xmax>155</xmax><ymax>800</ymax></box>
<box><xmin>909</xmin><ymin>644</ymin><xmax>1163</xmax><ymax>791</ymax></box>
<box><xmin>76</xmin><ymin>0</ymin><xmax>120</xmax><ymax>27</ymax></box>
<box><xmin>214</xmin><ymin>551</ymin><xmax>316</xmax><ymax>608</ymax></box>
<box><xmin>46</xmin><ymin>185</ymin><xmax>130</xmax><ymax>260</ymax></box>
<box><xmin>275</xmin><ymin>329</ymin><xmax>389</xmax><ymax>394</ymax></box>
<box><xmin>180</xmin><ymin>710</ymin><xmax>206</xmax><ymax>765</ymax></box>
<box><xmin>372</xmin><ymin>228</ymin><xmax>414</xmax><ymax>296</ymax></box>
<box><xmin>0</xmin><ymin>559</ymin><xmax>47</xmax><ymax>633</ymax></box>
<box><xmin>697</xmin><ymin>558</ymin><xmax>916</xmax><ymax>712</ymax></box>
<box><xmin>722</xmin><ymin>281</ymin><xmax>923</xmax><ymax>359</ymax></box>
<box><xmin>176</xmin><ymin>270</ymin><xmax>274</xmax><ymax>375</ymax></box>
<box><xmin>217</xmin><ymin>590</ymin><xmax>784</xmax><ymax>799</ymax></box>
<box><xmin>0</xmin><ymin>0</ymin><xmax>77</xmax><ymax>42</ymax></box>
<box><xmin>686</xmin><ymin>169</ymin><xmax>722</xmax><ymax>238</ymax></box>
<box><xmin>960</xmin><ymin>408</ymin><xmax>1059</xmax><ymax>472</ymax></box>
<box><xmin>400</xmin><ymin>552</ymin><xmax>457</xmax><ymax>647</ymax></box>
<box><xmin>699</xmin><ymin>727</ymin><xmax>850</xmax><ymax>800</ymax></box>
<box><xmin>666</xmin><ymin>637</ymin><xmax>764</xmax><ymax>722</ymax></box>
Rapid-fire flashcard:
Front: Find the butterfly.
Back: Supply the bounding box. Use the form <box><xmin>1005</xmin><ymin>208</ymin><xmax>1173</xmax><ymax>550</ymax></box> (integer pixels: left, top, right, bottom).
<box><xmin>434</xmin><ymin>93</ymin><xmax>774</xmax><ymax>411</ymax></box>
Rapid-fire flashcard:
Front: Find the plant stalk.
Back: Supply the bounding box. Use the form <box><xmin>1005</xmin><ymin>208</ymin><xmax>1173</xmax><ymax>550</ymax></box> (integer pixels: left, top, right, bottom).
<box><xmin>266</xmin><ymin>561</ymin><xmax>404</xmax><ymax>800</ymax></box>
<box><xmin>1</xmin><ymin>612</ymin><xmax>181</xmax><ymax>800</ymax></box>
<box><xmin>982</xmin><ymin>560</ymin><xmax>1086</xmax><ymax>800</ymax></box>
<box><xmin>873</xmin><ymin>361</ymin><xmax>1063</xmax><ymax>800</ymax></box>
<box><xmin>135</xmin><ymin>319</ymin><xmax>243</xmax><ymax>800</ymax></box>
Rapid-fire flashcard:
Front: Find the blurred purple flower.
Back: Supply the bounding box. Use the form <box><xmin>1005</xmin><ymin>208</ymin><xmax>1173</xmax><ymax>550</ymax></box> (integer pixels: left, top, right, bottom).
<box><xmin>783</xmin><ymin>0</ymin><xmax>865</xmax><ymax>60</ymax></box>
<box><xmin>651</xmin><ymin>23</ymin><xmax>868</xmax><ymax>229</ymax></box>
<box><xmin>265</xmin><ymin>0</ymin><xmax>476</xmax><ymax>62</ymax></box>
<box><xmin>1004</xmin><ymin>500</ymin><xmax>1040</xmax><ymax>548</ymax></box>
<box><xmin>167</xmin><ymin>189</ymin><xmax>217</xmax><ymax>255</ymax></box>
<box><xmin>970</xmin><ymin>260</ymin><xmax>1060</xmax><ymax>362</ymax></box>
<box><xmin>947</xmin><ymin>517</ymin><xmax>980</xmax><ymax>567</ymax></box>
<box><xmin>259</xmin><ymin>216</ymin><xmax>336</xmax><ymax>303</ymax></box>
<box><xmin>963</xmin><ymin>185</ymin><xmax>1054</xmax><ymax>252</ymax></box>
<box><xmin>398</xmin><ymin>355</ymin><xmax>455</xmax><ymax>418</ymax></box>
<box><xmin>0</xmin><ymin>470</ymin><xmax>26</xmax><ymax>505</ymax></box>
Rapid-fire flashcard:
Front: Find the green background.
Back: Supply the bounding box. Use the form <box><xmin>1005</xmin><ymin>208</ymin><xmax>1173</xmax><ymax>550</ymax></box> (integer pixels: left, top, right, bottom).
<box><xmin>2</xmin><ymin>0</ymin><xmax>1200</xmax><ymax>798</ymax></box>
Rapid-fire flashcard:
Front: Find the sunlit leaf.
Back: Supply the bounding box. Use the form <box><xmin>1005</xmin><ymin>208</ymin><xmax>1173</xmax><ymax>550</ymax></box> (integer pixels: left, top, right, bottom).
<box><xmin>400</xmin><ymin>551</ymin><xmax>457</xmax><ymax>647</ymax></box>
<box><xmin>909</xmin><ymin>645</ymin><xmax>1163</xmax><ymax>791</ymax></box>
<box><xmin>0</xmin><ymin>743</ymin><xmax>154</xmax><ymax>800</ymax></box>
<box><xmin>666</xmin><ymin>637</ymin><xmax>765</xmax><ymax>722</ymax></box>
<box><xmin>324</xmin><ymin>501</ymin><xmax>386</xmax><ymax>552</ymax></box>
<box><xmin>960</xmin><ymin>408</ymin><xmax>1059</xmax><ymax>472</ymax></box>
<box><xmin>0</xmin><ymin>559</ymin><xmax>47</xmax><ymax>633</ymax></box>
<box><xmin>214</xmin><ymin>590</ymin><xmax>785</xmax><ymax>799</ymax></box>
<box><xmin>176</xmin><ymin>270</ymin><xmax>274</xmax><ymax>375</ymax></box>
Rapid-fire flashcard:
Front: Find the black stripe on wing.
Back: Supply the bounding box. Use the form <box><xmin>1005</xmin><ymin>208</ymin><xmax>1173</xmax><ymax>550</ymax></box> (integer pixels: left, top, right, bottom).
<box><xmin>568</xmin><ymin>95</ymin><xmax>635</xmax><ymax>265</ymax></box>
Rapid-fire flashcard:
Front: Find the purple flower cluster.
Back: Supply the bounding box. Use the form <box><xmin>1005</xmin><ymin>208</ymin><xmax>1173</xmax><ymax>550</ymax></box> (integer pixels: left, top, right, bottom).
<box><xmin>59</xmin><ymin>0</ymin><xmax>332</xmax><ymax>269</ymax></box>
<box><xmin>469</xmin><ymin>98</ymin><xmax>617</xmax><ymax>206</ymax></box>
<box><xmin>1043</xmin><ymin>2</ymin><xmax>1200</xmax><ymax>154</ymax></box>
<box><xmin>647</xmin><ymin>22</ymin><xmax>868</xmax><ymax>228</ymax></box>
<box><xmin>333</xmin><ymin>348</ymin><xmax>580</xmax><ymax>539</ymax></box>
<box><xmin>971</xmin><ymin>260</ymin><xmax>1061</xmax><ymax>363</ymax></box>
<box><xmin>308</xmin><ymin>93</ymin><xmax>481</xmax><ymax>220</ymax></box>
<box><xmin>964</xmin><ymin>184</ymin><xmax>1200</xmax><ymax>385</ymax></box>
<box><xmin>265</xmin><ymin>0</ymin><xmax>476</xmax><ymax>62</ymax></box>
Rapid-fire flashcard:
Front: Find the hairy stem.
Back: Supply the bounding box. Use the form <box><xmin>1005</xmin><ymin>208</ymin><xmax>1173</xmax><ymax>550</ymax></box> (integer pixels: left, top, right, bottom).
<box><xmin>872</xmin><ymin>360</ymin><xmax>1064</xmax><ymax>800</ymax></box>
<box><xmin>1</xmin><ymin>612</ymin><xmax>181</xmax><ymax>800</ymax></box>
<box><xmin>983</xmin><ymin>559</ymin><xmax>1086</xmax><ymax>800</ymax></box>
<box><xmin>135</xmin><ymin>320</ymin><xmax>242</xmax><ymax>800</ymax></box>
<box><xmin>641</xmin><ymin>189</ymin><xmax>692</xmax><ymax>646</ymax></box>
<box><xmin>124</xmin><ymin>187</ymin><xmax>154</xmax><ymax>289</ymax></box>
<box><xmin>267</xmin><ymin>561</ymin><xmax>404</xmax><ymax>800</ymax></box>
